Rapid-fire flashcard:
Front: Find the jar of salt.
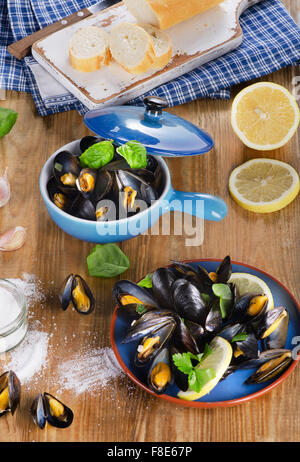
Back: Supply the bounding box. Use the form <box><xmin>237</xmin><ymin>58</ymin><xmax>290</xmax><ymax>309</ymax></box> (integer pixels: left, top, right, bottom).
<box><xmin>0</xmin><ymin>279</ymin><xmax>28</xmax><ymax>353</ymax></box>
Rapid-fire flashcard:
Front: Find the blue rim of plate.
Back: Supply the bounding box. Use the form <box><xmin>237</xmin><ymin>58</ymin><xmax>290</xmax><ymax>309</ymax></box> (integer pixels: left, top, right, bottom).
<box><xmin>110</xmin><ymin>259</ymin><xmax>300</xmax><ymax>408</ymax></box>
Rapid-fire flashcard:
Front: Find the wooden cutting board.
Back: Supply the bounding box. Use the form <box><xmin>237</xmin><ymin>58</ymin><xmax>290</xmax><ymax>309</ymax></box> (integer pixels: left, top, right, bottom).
<box><xmin>32</xmin><ymin>0</ymin><xmax>262</xmax><ymax>109</ymax></box>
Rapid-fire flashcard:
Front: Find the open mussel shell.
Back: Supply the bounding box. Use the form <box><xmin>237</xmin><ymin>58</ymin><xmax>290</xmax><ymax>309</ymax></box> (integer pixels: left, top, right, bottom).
<box><xmin>233</xmin><ymin>329</ymin><xmax>259</xmax><ymax>360</ymax></box>
<box><xmin>245</xmin><ymin>350</ymin><xmax>292</xmax><ymax>384</ymax></box>
<box><xmin>76</xmin><ymin>168</ymin><xmax>97</xmax><ymax>199</ymax></box>
<box><xmin>94</xmin><ymin>169</ymin><xmax>113</xmax><ymax>202</ymax></box>
<box><xmin>113</xmin><ymin>280</ymin><xmax>159</xmax><ymax>319</ymax></box>
<box><xmin>184</xmin><ymin>320</ymin><xmax>208</xmax><ymax>351</ymax></box>
<box><xmin>205</xmin><ymin>298</ymin><xmax>223</xmax><ymax>334</ymax></box>
<box><xmin>152</xmin><ymin>267</ymin><xmax>178</xmax><ymax>312</ymax></box>
<box><xmin>147</xmin><ymin>347</ymin><xmax>173</xmax><ymax>394</ymax></box>
<box><xmin>122</xmin><ymin>310</ymin><xmax>175</xmax><ymax>344</ymax></box>
<box><xmin>217</xmin><ymin>322</ymin><xmax>245</xmax><ymax>341</ymax></box>
<box><xmin>53</xmin><ymin>151</ymin><xmax>81</xmax><ymax>189</ymax></box>
<box><xmin>231</xmin><ymin>293</ymin><xmax>268</xmax><ymax>323</ymax></box>
<box><xmin>264</xmin><ymin>308</ymin><xmax>289</xmax><ymax>350</ymax></box>
<box><xmin>254</xmin><ymin>306</ymin><xmax>288</xmax><ymax>342</ymax></box>
<box><xmin>47</xmin><ymin>177</ymin><xmax>76</xmax><ymax>212</ymax></box>
<box><xmin>59</xmin><ymin>274</ymin><xmax>95</xmax><ymax>315</ymax></box>
<box><xmin>135</xmin><ymin>318</ymin><xmax>176</xmax><ymax>367</ymax></box>
<box><xmin>172</xmin><ymin>278</ymin><xmax>209</xmax><ymax>325</ymax></box>
<box><xmin>0</xmin><ymin>371</ymin><xmax>21</xmax><ymax>417</ymax></box>
<box><xmin>172</xmin><ymin>315</ymin><xmax>199</xmax><ymax>355</ymax></box>
<box><xmin>69</xmin><ymin>195</ymin><xmax>96</xmax><ymax>221</ymax></box>
<box><xmin>79</xmin><ymin>135</ymin><xmax>103</xmax><ymax>153</ymax></box>
<box><xmin>31</xmin><ymin>392</ymin><xmax>73</xmax><ymax>429</ymax></box>
<box><xmin>213</xmin><ymin>255</ymin><xmax>232</xmax><ymax>283</ymax></box>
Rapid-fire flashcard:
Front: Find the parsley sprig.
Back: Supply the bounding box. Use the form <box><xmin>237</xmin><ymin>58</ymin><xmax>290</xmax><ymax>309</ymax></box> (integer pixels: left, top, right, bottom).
<box><xmin>172</xmin><ymin>345</ymin><xmax>216</xmax><ymax>393</ymax></box>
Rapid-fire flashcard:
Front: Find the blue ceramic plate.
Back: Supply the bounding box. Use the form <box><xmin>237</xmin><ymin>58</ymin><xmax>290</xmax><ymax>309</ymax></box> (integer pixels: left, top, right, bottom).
<box><xmin>110</xmin><ymin>259</ymin><xmax>300</xmax><ymax>408</ymax></box>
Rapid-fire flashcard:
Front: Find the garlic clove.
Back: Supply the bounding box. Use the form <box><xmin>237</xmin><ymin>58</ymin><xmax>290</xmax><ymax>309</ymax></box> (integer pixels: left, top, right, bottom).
<box><xmin>0</xmin><ymin>226</ymin><xmax>26</xmax><ymax>251</ymax></box>
<box><xmin>0</xmin><ymin>168</ymin><xmax>10</xmax><ymax>208</ymax></box>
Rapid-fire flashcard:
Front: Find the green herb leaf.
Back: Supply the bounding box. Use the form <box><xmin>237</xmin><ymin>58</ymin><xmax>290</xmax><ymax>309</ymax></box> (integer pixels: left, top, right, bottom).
<box><xmin>137</xmin><ymin>273</ymin><xmax>153</xmax><ymax>288</ymax></box>
<box><xmin>0</xmin><ymin>108</ymin><xmax>18</xmax><ymax>138</ymax></box>
<box><xmin>172</xmin><ymin>352</ymin><xmax>193</xmax><ymax>375</ymax></box>
<box><xmin>219</xmin><ymin>298</ymin><xmax>233</xmax><ymax>319</ymax></box>
<box><xmin>79</xmin><ymin>140</ymin><xmax>114</xmax><ymax>169</ymax></box>
<box><xmin>201</xmin><ymin>343</ymin><xmax>213</xmax><ymax>361</ymax></box>
<box><xmin>86</xmin><ymin>244</ymin><xmax>130</xmax><ymax>278</ymax></box>
<box><xmin>136</xmin><ymin>304</ymin><xmax>147</xmax><ymax>315</ymax></box>
<box><xmin>201</xmin><ymin>293</ymin><xmax>211</xmax><ymax>305</ymax></box>
<box><xmin>188</xmin><ymin>368</ymin><xmax>215</xmax><ymax>393</ymax></box>
<box><xmin>116</xmin><ymin>141</ymin><xmax>147</xmax><ymax>169</ymax></box>
<box><xmin>231</xmin><ymin>332</ymin><xmax>248</xmax><ymax>342</ymax></box>
<box><xmin>212</xmin><ymin>283</ymin><xmax>232</xmax><ymax>300</ymax></box>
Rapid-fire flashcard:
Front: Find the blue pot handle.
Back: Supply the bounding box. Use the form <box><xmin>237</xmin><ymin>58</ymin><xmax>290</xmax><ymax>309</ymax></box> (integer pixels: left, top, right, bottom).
<box><xmin>163</xmin><ymin>188</ymin><xmax>227</xmax><ymax>221</ymax></box>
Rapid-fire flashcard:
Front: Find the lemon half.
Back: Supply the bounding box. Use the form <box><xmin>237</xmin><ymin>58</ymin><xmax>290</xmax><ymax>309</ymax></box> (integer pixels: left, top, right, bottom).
<box><xmin>231</xmin><ymin>82</ymin><xmax>300</xmax><ymax>150</ymax></box>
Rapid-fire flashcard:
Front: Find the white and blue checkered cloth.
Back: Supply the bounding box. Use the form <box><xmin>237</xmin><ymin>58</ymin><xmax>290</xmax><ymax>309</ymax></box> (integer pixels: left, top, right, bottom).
<box><xmin>1</xmin><ymin>0</ymin><xmax>300</xmax><ymax>116</ymax></box>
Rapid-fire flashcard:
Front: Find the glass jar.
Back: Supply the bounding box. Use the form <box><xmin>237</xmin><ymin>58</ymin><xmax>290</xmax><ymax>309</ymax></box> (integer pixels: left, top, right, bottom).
<box><xmin>0</xmin><ymin>279</ymin><xmax>28</xmax><ymax>354</ymax></box>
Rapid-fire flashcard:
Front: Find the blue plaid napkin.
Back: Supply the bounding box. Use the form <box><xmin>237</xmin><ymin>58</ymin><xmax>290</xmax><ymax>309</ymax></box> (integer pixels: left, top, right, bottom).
<box><xmin>1</xmin><ymin>0</ymin><xmax>300</xmax><ymax>116</ymax></box>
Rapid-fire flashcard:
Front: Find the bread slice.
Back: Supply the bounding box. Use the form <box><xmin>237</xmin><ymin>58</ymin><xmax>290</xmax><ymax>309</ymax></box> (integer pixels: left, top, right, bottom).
<box><xmin>69</xmin><ymin>25</ymin><xmax>110</xmax><ymax>72</ymax></box>
<box><xmin>124</xmin><ymin>0</ymin><xmax>225</xmax><ymax>30</ymax></box>
<box><xmin>140</xmin><ymin>24</ymin><xmax>172</xmax><ymax>69</ymax></box>
<box><xmin>109</xmin><ymin>22</ymin><xmax>155</xmax><ymax>74</ymax></box>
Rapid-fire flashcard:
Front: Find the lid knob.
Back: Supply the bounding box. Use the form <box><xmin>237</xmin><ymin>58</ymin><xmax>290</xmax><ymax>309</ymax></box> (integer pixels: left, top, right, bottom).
<box><xmin>144</xmin><ymin>96</ymin><xmax>168</xmax><ymax>115</ymax></box>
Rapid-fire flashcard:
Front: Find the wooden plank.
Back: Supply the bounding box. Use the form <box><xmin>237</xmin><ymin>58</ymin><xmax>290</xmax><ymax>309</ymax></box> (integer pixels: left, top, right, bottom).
<box><xmin>0</xmin><ymin>0</ymin><xmax>299</xmax><ymax>443</ymax></box>
<box><xmin>0</xmin><ymin>89</ymin><xmax>6</xmax><ymax>100</ymax></box>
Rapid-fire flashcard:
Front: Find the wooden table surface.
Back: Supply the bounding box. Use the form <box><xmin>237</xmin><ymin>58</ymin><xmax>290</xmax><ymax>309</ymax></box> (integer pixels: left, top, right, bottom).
<box><xmin>0</xmin><ymin>0</ymin><xmax>299</xmax><ymax>443</ymax></box>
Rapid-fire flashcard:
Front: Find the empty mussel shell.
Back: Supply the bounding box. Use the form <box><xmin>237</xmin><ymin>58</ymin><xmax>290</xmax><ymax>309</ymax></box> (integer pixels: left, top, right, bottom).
<box><xmin>147</xmin><ymin>347</ymin><xmax>173</xmax><ymax>394</ymax></box>
<box><xmin>209</xmin><ymin>256</ymin><xmax>232</xmax><ymax>284</ymax></box>
<box><xmin>0</xmin><ymin>371</ymin><xmax>21</xmax><ymax>417</ymax></box>
<box><xmin>31</xmin><ymin>392</ymin><xmax>73</xmax><ymax>429</ymax></box>
<box><xmin>59</xmin><ymin>274</ymin><xmax>95</xmax><ymax>315</ymax></box>
<box><xmin>53</xmin><ymin>151</ymin><xmax>81</xmax><ymax>189</ymax></box>
<box><xmin>245</xmin><ymin>350</ymin><xmax>292</xmax><ymax>384</ymax></box>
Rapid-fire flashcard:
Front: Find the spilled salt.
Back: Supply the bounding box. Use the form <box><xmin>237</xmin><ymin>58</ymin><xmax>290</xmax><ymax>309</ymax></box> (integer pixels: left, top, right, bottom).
<box><xmin>56</xmin><ymin>347</ymin><xmax>123</xmax><ymax>394</ymax></box>
<box><xmin>1</xmin><ymin>328</ymin><xmax>49</xmax><ymax>384</ymax></box>
<box><xmin>7</xmin><ymin>273</ymin><xmax>45</xmax><ymax>306</ymax></box>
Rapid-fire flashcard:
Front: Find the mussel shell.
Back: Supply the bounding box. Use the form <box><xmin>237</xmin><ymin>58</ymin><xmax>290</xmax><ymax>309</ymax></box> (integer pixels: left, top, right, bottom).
<box><xmin>172</xmin><ymin>278</ymin><xmax>209</xmax><ymax>325</ymax></box>
<box><xmin>79</xmin><ymin>136</ymin><xmax>102</xmax><ymax>153</ymax></box>
<box><xmin>59</xmin><ymin>274</ymin><xmax>74</xmax><ymax>311</ymax></box>
<box><xmin>147</xmin><ymin>348</ymin><xmax>173</xmax><ymax>394</ymax></box>
<box><xmin>47</xmin><ymin>177</ymin><xmax>76</xmax><ymax>211</ymax></box>
<box><xmin>170</xmin><ymin>261</ymin><xmax>204</xmax><ymax>291</ymax></box>
<box><xmin>71</xmin><ymin>274</ymin><xmax>95</xmax><ymax>315</ymax></box>
<box><xmin>217</xmin><ymin>322</ymin><xmax>245</xmax><ymax>341</ymax></box>
<box><xmin>245</xmin><ymin>351</ymin><xmax>292</xmax><ymax>384</ymax></box>
<box><xmin>264</xmin><ymin>309</ymin><xmax>289</xmax><ymax>350</ymax></box>
<box><xmin>205</xmin><ymin>298</ymin><xmax>223</xmax><ymax>333</ymax></box>
<box><xmin>53</xmin><ymin>151</ymin><xmax>81</xmax><ymax>188</ymax></box>
<box><xmin>172</xmin><ymin>315</ymin><xmax>199</xmax><ymax>355</ymax></box>
<box><xmin>95</xmin><ymin>199</ymin><xmax>116</xmax><ymax>222</ymax></box>
<box><xmin>0</xmin><ymin>371</ymin><xmax>21</xmax><ymax>417</ymax></box>
<box><xmin>215</xmin><ymin>256</ymin><xmax>232</xmax><ymax>283</ymax></box>
<box><xmin>254</xmin><ymin>306</ymin><xmax>288</xmax><ymax>341</ymax></box>
<box><xmin>170</xmin><ymin>344</ymin><xmax>189</xmax><ymax>392</ymax></box>
<box><xmin>113</xmin><ymin>280</ymin><xmax>159</xmax><ymax>316</ymax></box>
<box><xmin>44</xmin><ymin>393</ymin><xmax>74</xmax><ymax>428</ymax></box>
<box><xmin>94</xmin><ymin>169</ymin><xmax>113</xmax><ymax>202</ymax></box>
<box><xmin>69</xmin><ymin>195</ymin><xmax>96</xmax><ymax>221</ymax></box>
<box><xmin>231</xmin><ymin>293</ymin><xmax>268</xmax><ymax>323</ymax></box>
<box><xmin>31</xmin><ymin>393</ymin><xmax>47</xmax><ymax>429</ymax></box>
<box><xmin>122</xmin><ymin>310</ymin><xmax>175</xmax><ymax>344</ymax></box>
<box><xmin>135</xmin><ymin>319</ymin><xmax>176</xmax><ymax>366</ymax></box>
<box><xmin>184</xmin><ymin>320</ymin><xmax>207</xmax><ymax>351</ymax></box>
<box><xmin>76</xmin><ymin>168</ymin><xmax>98</xmax><ymax>198</ymax></box>
<box><xmin>233</xmin><ymin>329</ymin><xmax>259</xmax><ymax>360</ymax></box>
<box><xmin>152</xmin><ymin>267</ymin><xmax>177</xmax><ymax>312</ymax></box>
<box><xmin>231</xmin><ymin>349</ymin><xmax>291</xmax><ymax>371</ymax></box>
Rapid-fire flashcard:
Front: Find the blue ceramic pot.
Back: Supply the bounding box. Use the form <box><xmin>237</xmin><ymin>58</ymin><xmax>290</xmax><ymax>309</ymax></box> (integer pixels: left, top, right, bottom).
<box><xmin>39</xmin><ymin>140</ymin><xmax>227</xmax><ymax>243</ymax></box>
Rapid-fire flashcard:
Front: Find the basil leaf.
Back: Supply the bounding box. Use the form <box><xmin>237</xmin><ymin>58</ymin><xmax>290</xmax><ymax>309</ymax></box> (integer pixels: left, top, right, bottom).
<box><xmin>116</xmin><ymin>141</ymin><xmax>147</xmax><ymax>169</ymax></box>
<box><xmin>79</xmin><ymin>140</ymin><xmax>114</xmax><ymax>169</ymax></box>
<box><xmin>86</xmin><ymin>244</ymin><xmax>130</xmax><ymax>278</ymax></box>
<box><xmin>232</xmin><ymin>332</ymin><xmax>248</xmax><ymax>342</ymax></box>
<box><xmin>212</xmin><ymin>283</ymin><xmax>232</xmax><ymax>300</ymax></box>
<box><xmin>0</xmin><ymin>108</ymin><xmax>18</xmax><ymax>138</ymax></box>
<box><xmin>138</xmin><ymin>273</ymin><xmax>153</xmax><ymax>288</ymax></box>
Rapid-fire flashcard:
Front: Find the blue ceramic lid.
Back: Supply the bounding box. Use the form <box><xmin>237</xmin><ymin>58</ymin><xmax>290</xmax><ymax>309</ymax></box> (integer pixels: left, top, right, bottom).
<box><xmin>84</xmin><ymin>96</ymin><xmax>214</xmax><ymax>157</ymax></box>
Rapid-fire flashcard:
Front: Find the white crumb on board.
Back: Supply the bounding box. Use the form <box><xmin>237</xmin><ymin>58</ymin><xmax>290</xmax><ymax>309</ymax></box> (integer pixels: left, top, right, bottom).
<box><xmin>34</xmin><ymin>0</ymin><xmax>242</xmax><ymax>105</ymax></box>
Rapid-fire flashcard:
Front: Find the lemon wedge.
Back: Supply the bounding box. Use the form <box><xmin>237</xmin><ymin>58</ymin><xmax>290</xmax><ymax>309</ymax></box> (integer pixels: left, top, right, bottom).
<box><xmin>231</xmin><ymin>82</ymin><xmax>300</xmax><ymax>150</ymax></box>
<box><xmin>177</xmin><ymin>336</ymin><xmax>232</xmax><ymax>401</ymax></box>
<box><xmin>229</xmin><ymin>158</ymin><xmax>300</xmax><ymax>213</ymax></box>
<box><xmin>228</xmin><ymin>272</ymin><xmax>274</xmax><ymax>310</ymax></box>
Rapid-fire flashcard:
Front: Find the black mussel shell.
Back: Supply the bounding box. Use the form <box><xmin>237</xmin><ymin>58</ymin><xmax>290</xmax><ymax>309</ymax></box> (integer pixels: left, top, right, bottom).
<box><xmin>135</xmin><ymin>319</ymin><xmax>176</xmax><ymax>367</ymax></box>
<box><xmin>196</xmin><ymin>264</ymin><xmax>214</xmax><ymax>295</ymax></box>
<box><xmin>231</xmin><ymin>349</ymin><xmax>291</xmax><ymax>371</ymax></box>
<box><xmin>172</xmin><ymin>315</ymin><xmax>199</xmax><ymax>355</ymax></box>
<box><xmin>53</xmin><ymin>151</ymin><xmax>81</xmax><ymax>189</ymax></box>
<box><xmin>113</xmin><ymin>280</ymin><xmax>159</xmax><ymax>319</ymax></box>
<box><xmin>47</xmin><ymin>177</ymin><xmax>74</xmax><ymax>212</ymax></box>
<box><xmin>231</xmin><ymin>293</ymin><xmax>268</xmax><ymax>323</ymax></box>
<box><xmin>79</xmin><ymin>136</ymin><xmax>102</xmax><ymax>153</ymax></box>
<box><xmin>59</xmin><ymin>274</ymin><xmax>95</xmax><ymax>315</ymax></box>
<box><xmin>184</xmin><ymin>320</ymin><xmax>208</xmax><ymax>351</ymax></box>
<box><xmin>217</xmin><ymin>322</ymin><xmax>245</xmax><ymax>341</ymax></box>
<box><xmin>245</xmin><ymin>351</ymin><xmax>292</xmax><ymax>384</ymax></box>
<box><xmin>152</xmin><ymin>267</ymin><xmax>177</xmax><ymax>312</ymax></box>
<box><xmin>264</xmin><ymin>308</ymin><xmax>289</xmax><ymax>350</ymax></box>
<box><xmin>170</xmin><ymin>344</ymin><xmax>189</xmax><ymax>392</ymax></box>
<box><xmin>122</xmin><ymin>310</ymin><xmax>175</xmax><ymax>344</ymax></box>
<box><xmin>254</xmin><ymin>306</ymin><xmax>288</xmax><ymax>341</ymax></box>
<box><xmin>233</xmin><ymin>328</ymin><xmax>259</xmax><ymax>360</ymax></box>
<box><xmin>172</xmin><ymin>278</ymin><xmax>209</xmax><ymax>325</ymax></box>
<box><xmin>205</xmin><ymin>298</ymin><xmax>223</xmax><ymax>333</ymax></box>
<box><xmin>31</xmin><ymin>393</ymin><xmax>73</xmax><ymax>429</ymax></box>
<box><xmin>76</xmin><ymin>168</ymin><xmax>97</xmax><ymax>198</ymax></box>
<box><xmin>0</xmin><ymin>371</ymin><xmax>21</xmax><ymax>417</ymax></box>
<box><xmin>147</xmin><ymin>348</ymin><xmax>173</xmax><ymax>394</ymax></box>
<box><xmin>69</xmin><ymin>195</ymin><xmax>96</xmax><ymax>221</ymax></box>
<box><xmin>215</xmin><ymin>256</ymin><xmax>232</xmax><ymax>283</ymax></box>
<box><xmin>94</xmin><ymin>169</ymin><xmax>113</xmax><ymax>202</ymax></box>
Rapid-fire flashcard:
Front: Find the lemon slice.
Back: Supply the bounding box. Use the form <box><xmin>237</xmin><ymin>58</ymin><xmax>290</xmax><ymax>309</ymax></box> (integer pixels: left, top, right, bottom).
<box><xmin>228</xmin><ymin>272</ymin><xmax>273</xmax><ymax>310</ymax></box>
<box><xmin>177</xmin><ymin>336</ymin><xmax>232</xmax><ymax>401</ymax></box>
<box><xmin>231</xmin><ymin>82</ymin><xmax>300</xmax><ymax>150</ymax></box>
<box><xmin>229</xmin><ymin>158</ymin><xmax>300</xmax><ymax>213</ymax></box>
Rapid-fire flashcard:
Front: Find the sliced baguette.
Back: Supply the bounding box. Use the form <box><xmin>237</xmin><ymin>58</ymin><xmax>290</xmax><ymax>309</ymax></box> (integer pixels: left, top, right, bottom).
<box><xmin>124</xmin><ymin>0</ymin><xmax>225</xmax><ymax>30</ymax></box>
<box><xmin>140</xmin><ymin>24</ymin><xmax>172</xmax><ymax>69</ymax></box>
<box><xmin>69</xmin><ymin>25</ymin><xmax>110</xmax><ymax>72</ymax></box>
<box><xmin>109</xmin><ymin>22</ymin><xmax>154</xmax><ymax>74</ymax></box>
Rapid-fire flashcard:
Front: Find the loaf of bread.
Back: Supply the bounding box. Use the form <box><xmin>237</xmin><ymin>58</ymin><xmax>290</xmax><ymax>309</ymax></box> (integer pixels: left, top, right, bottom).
<box><xmin>69</xmin><ymin>25</ymin><xmax>110</xmax><ymax>72</ymax></box>
<box><xmin>124</xmin><ymin>0</ymin><xmax>224</xmax><ymax>30</ymax></box>
<box><xmin>109</xmin><ymin>22</ymin><xmax>155</xmax><ymax>74</ymax></box>
<box><xmin>140</xmin><ymin>24</ymin><xmax>172</xmax><ymax>69</ymax></box>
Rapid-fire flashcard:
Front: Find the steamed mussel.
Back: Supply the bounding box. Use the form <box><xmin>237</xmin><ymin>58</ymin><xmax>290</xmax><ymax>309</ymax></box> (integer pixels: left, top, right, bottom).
<box><xmin>59</xmin><ymin>274</ymin><xmax>95</xmax><ymax>314</ymax></box>
<box><xmin>0</xmin><ymin>371</ymin><xmax>21</xmax><ymax>417</ymax></box>
<box><xmin>31</xmin><ymin>392</ymin><xmax>73</xmax><ymax>429</ymax></box>
<box><xmin>47</xmin><ymin>137</ymin><xmax>163</xmax><ymax>222</ymax></box>
<box><xmin>114</xmin><ymin>256</ymin><xmax>295</xmax><ymax>398</ymax></box>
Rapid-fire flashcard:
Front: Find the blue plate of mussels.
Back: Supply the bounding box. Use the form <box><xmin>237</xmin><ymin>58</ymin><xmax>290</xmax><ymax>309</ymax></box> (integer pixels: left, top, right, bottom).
<box><xmin>110</xmin><ymin>257</ymin><xmax>300</xmax><ymax>408</ymax></box>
